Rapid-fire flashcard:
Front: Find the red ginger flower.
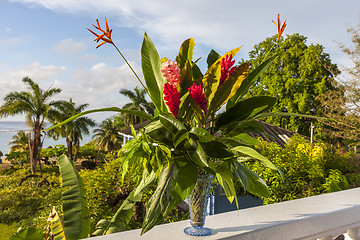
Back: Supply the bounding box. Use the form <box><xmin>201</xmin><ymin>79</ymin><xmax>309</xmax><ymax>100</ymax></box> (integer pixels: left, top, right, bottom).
<box><xmin>189</xmin><ymin>83</ymin><xmax>208</xmax><ymax>114</ymax></box>
<box><xmin>163</xmin><ymin>83</ymin><xmax>181</xmax><ymax>118</ymax></box>
<box><xmin>161</xmin><ymin>60</ymin><xmax>180</xmax><ymax>87</ymax></box>
<box><xmin>220</xmin><ymin>55</ymin><xmax>236</xmax><ymax>86</ymax></box>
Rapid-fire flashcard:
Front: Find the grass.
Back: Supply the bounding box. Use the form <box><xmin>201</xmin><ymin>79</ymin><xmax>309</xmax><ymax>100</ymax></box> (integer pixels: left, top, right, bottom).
<box><xmin>0</xmin><ymin>223</ymin><xmax>18</xmax><ymax>240</ymax></box>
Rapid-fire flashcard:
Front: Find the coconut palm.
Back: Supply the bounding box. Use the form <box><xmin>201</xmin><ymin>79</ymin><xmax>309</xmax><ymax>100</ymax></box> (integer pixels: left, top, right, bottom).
<box><xmin>9</xmin><ymin>130</ymin><xmax>29</xmax><ymax>153</ymax></box>
<box><xmin>0</xmin><ymin>77</ymin><xmax>62</xmax><ymax>174</ymax></box>
<box><xmin>119</xmin><ymin>87</ymin><xmax>154</xmax><ymax>126</ymax></box>
<box><xmin>48</xmin><ymin>99</ymin><xmax>96</xmax><ymax>161</ymax></box>
<box><xmin>92</xmin><ymin>117</ymin><xmax>125</xmax><ymax>152</ymax></box>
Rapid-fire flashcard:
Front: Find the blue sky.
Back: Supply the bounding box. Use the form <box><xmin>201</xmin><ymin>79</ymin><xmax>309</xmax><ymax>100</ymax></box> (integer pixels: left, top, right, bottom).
<box><xmin>0</xmin><ymin>0</ymin><xmax>359</xmax><ymax>122</ymax></box>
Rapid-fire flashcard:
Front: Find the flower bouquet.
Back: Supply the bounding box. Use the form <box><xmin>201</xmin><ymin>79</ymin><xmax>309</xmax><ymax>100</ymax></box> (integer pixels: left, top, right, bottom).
<box><xmin>51</xmin><ymin>14</ymin><xmax>288</xmax><ymax>236</ymax></box>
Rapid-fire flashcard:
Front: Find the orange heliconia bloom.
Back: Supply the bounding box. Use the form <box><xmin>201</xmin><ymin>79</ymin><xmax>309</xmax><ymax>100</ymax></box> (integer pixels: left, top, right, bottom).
<box><xmin>272</xmin><ymin>14</ymin><xmax>286</xmax><ymax>40</ymax></box>
<box><xmin>88</xmin><ymin>16</ymin><xmax>113</xmax><ymax>48</ymax></box>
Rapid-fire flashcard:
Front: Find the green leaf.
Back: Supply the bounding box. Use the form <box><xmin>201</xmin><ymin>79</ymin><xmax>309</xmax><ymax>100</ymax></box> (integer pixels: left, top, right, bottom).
<box><xmin>58</xmin><ymin>155</ymin><xmax>90</xmax><ymax>240</ymax></box>
<box><xmin>103</xmin><ymin>171</ymin><xmax>156</xmax><ymax>235</ymax></box>
<box><xmin>200</xmin><ymin>140</ymin><xmax>234</xmax><ymax>158</ymax></box>
<box><xmin>227</xmin><ymin>55</ymin><xmax>277</xmax><ymax>109</ymax></box>
<box><xmin>142</xmin><ymin>163</ymin><xmax>178</xmax><ymax>235</ymax></box>
<box><xmin>206</xmin><ymin>49</ymin><xmax>221</xmax><ymax>68</ymax></box>
<box><xmin>173</xmin><ymin>129</ymin><xmax>189</xmax><ymax>147</ymax></box>
<box><xmin>184</xmin><ymin>137</ymin><xmax>209</xmax><ymax>167</ymax></box>
<box><xmin>233</xmin><ymin>162</ymin><xmax>269</xmax><ymax>197</ymax></box>
<box><xmin>232</xmin><ymin>134</ymin><xmax>260</xmax><ymax>147</ymax></box>
<box><xmin>189</xmin><ymin>127</ymin><xmax>215</xmax><ymax>142</ymax></box>
<box><xmin>225</xmin><ymin>119</ymin><xmax>264</xmax><ymax>136</ymax></box>
<box><xmin>231</xmin><ymin>146</ymin><xmax>284</xmax><ymax>178</ymax></box>
<box><xmin>176</xmin><ymin>38</ymin><xmax>195</xmax><ymax>69</ymax></box>
<box><xmin>178</xmin><ymin>60</ymin><xmax>194</xmax><ymax>97</ymax></box>
<box><xmin>215</xmin><ymin>164</ymin><xmax>238</xmax><ymax>207</ymax></box>
<box><xmin>44</xmin><ymin>107</ymin><xmax>153</xmax><ymax>132</ymax></box>
<box><xmin>47</xmin><ymin>207</ymin><xmax>66</xmax><ymax>240</ymax></box>
<box><xmin>159</xmin><ymin>112</ymin><xmax>186</xmax><ymax>135</ymax></box>
<box><xmin>208</xmin><ymin>62</ymin><xmax>250</xmax><ymax>115</ymax></box>
<box><xmin>10</xmin><ymin>227</ymin><xmax>43</xmax><ymax>240</ymax></box>
<box><xmin>171</xmin><ymin>161</ymin><xmax>197</xmax><ymax>208</ymax></box>
<box><xmin>215</xmin><ymin>96</ymin><xmax>277</xmax><ymax>131</ymax></box>
<box><xmin>141</xmin><ymin>32</ymin><xmax>167</xmax><ymax>112</ymax></box>
<box><xmin>92</xmin><ymin>171</ymin><xmax>156</xmax><ymax>236</ymax></box>
<box><xmin>202</xmin><ymin>47</ymin><xmax>241</xmax><ymax>105</ymax></box>
<box><xmin>255</xmin><ymin>112</ymin><xmax>327</xmax><ymax>120</ymax></box>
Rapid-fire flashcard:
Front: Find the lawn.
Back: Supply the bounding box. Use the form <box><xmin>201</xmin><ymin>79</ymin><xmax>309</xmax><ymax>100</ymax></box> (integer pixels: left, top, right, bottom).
<box><xmin>0</xmin><ymin>223</ymin><xmax>18</xmax><ymax>240</ymax></box>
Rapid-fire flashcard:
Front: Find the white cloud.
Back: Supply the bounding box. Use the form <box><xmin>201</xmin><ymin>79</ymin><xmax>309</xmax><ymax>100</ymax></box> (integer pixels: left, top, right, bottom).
<box><xmin>10</xmin><ymin>0</ymin><xmax>360</xmax><ymax>67</ymax></box>
<box><xmin>0</xmin><ymin>62</ymin><xmax>67</xmax><ymax>103</ymax></box>
<box><xmin>0</xmin><ymin>37</ymin><xmax>23</xmax><ymax>46</ymax></box>
<box><xmin>53</xmin><ymin>38</ymin><xmax>87</xmax><ymax>58</ymax></box>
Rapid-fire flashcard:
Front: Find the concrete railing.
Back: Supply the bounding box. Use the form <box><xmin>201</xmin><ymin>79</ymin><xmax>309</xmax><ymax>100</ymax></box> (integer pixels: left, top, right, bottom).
<box><xmin>88</xmin><ymin>187</ymin><xmax>360</xmax><ymax>240</ymax></box>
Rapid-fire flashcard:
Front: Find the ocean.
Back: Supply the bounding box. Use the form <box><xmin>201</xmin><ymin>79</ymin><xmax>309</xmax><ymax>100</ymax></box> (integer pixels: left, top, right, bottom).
<box><xmin>0</xmin><ymin>121</ymin><xmax>93</xmax><ymax>155</ymax></box>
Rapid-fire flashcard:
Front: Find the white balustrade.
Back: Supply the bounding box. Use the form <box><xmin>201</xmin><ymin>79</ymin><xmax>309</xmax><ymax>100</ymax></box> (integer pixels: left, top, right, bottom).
<box><xmin>87</xmin><ymin>187</ymin><xmax>360</xmax><ymax>240</ymax></box>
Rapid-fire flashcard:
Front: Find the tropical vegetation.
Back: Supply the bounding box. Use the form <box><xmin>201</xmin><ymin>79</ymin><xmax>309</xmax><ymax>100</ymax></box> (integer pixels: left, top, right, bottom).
<box><xmin>0</xmin><ymin>77</ymin><xmax>62</xmax><ymax>174</ymax></box>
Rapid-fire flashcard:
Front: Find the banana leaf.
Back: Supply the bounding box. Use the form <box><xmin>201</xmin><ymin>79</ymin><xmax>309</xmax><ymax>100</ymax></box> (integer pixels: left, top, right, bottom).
<box><xmin>9</xmin><ymin>228</ymin><xmax>43</xmax><ymax>240</ymax></box>
<box><xmin>58</xmin><ymin>155</ymin><xmax>90</xmax><ymax>240</ymax></box>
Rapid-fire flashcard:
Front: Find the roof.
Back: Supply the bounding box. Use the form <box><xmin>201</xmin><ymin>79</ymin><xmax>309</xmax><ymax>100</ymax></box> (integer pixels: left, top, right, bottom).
<box><xmin>119</xmin><ymin>120</ymin><xmax>306</xmax><ymax>147</ymax></box>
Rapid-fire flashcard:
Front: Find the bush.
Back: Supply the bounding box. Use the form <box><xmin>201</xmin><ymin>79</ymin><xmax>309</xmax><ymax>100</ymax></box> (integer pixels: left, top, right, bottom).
<box><xmin>81</xmin><ymin>160</ymin><xmax>96</xmax><ymax>169</ymax></box>
<box><xmin>0</xmin><ymin>167</ymin><xmax>62</xmax><ymax>230</ymax></box>
<box><xmin>247</xmin><ymin>135</ymin><xmax>359</xmax><ymax>204</ymax></box>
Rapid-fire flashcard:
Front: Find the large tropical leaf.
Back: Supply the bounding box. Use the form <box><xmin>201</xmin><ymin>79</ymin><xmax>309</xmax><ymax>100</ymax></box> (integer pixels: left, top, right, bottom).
<box><xmin>176</xmin><ymin>38</ymin><xmax>195</xmax><ymax>69</ymax></box>
<box><xmin>232</xmin><ymin>145</ymin><xmax>284</xmax><ymax>178</ymax></box>
<box><xmin>47</xmin><ymin>207</ymin><xmax>66</xmax><ymax>240</ymax></box>
<box><xmin>215</xmin><ymin>163</ymin><xmax>238</xmax><ymax>207</ymax></box>
<box><xmin>10</xmin><ymin>227</ymin><xmax>43</xmax><ymax>240</ymax></box>
<box><xmin>92</xmin><ymin>171</ymin><xmax>156</xmax><ymax>236</ymax></box>
<box><xmin>141</xmin><ymin>163</ymin><xmax>178</xmax><ymax>235</ymax></box>
<box><xmin>206</xmin><ymin>49</ymin><xmax>221</xmax><ymax>68</ymax></box>
<box><xmin>44</xmin><ymin>107</ymin><xmax>153</xmax><ymax>132</ymax></box>
<box><xmin>171</xmin><ymin>161</ymin><xmax>197</xmax><ymax>204</ymax></box>
<box><xmin>207</xmin><ymin>61</ymin><xmax>250</xmax><ymax>115</ymax></box>
<box><xmin>202</xmin><ymin>47</ymin><xmax>241</xmax><ymax>105</ymax></box>
<box><xmin>227</xmin><ymin>55</ymin><xmax>277</xmax><ymax>109</ymax></box>
<box><xmin>215</xmin><ymin>96</ymin><xmax>277</xmax><ymax>131</ymax></box>
<box><xmin>233</xmin><ymin>162</ymin><xmax>269</xmax><ymax>197</ymax></box>
<box><xmin>58</xmin><ymin>155</ymin><xmax>90</xmax><ymax>240</ymax></box>
<box><xmin>141</xmin><ymin>33</ymin><xmax>167</xmax><ymax>112</ymax></box>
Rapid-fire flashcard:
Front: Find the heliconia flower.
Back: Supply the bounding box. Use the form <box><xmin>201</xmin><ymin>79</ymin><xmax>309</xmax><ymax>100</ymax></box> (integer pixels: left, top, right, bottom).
<box><xmin>163</xmin><ymin>83</ymin><xmax>181</xmax><ymax>118</ymax></box>
<box><xmin>220</xmin><ymin>55</ymin><xmax>236</xmax><ymax>86</ymax></box>
<box><xmin>88</xmin><ymin>16</ymin><xmax>114</xmax><ymax>48</ymax></box>
<box><xmin>272</xmin><ymin>13</ymin><xmax>287</xmax><ymax>40</ymax></box>
<box><xmin>188</xmin><ymin>83</ymin><xmax>208</xmax><ymax>114</ymax></box>
<box><xmin>161</xmin><ymin>60</ymin><xmax>180</xmax><ymax>88</ymax></box>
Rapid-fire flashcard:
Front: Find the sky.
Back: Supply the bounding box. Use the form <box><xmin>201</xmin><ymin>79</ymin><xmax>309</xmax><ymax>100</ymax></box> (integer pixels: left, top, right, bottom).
<box><xmin>0</xmin><ymin>0</ymin><xmax>359</xmax><ymax>122</ymax></box>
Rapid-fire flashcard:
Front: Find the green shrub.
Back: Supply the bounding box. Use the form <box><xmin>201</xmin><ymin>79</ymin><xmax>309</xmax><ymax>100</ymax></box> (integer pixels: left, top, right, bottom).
<box><xmin>0</xmin><ymin>167</ymin><xmax>62</xmax><ymax>230</ymax></box>
<box><xmin>247</xmin><ymin>135</ymin><xmax>359</xmax><ymax>204</ymax></box>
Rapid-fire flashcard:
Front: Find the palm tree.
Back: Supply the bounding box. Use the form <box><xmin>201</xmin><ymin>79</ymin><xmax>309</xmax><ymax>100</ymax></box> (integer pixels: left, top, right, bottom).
<box><xmin>48</xmin><ymin>99</ymin><xmax>96</xmax><ymax>161</ymax></box>
<box><xmin>9</xmin><ymin>130</ymin><xmax>29</xmax><ymax>153</ymax></box>
<box><xmin>119</xmin><ymin>87</ymin><xmax>154</xmax><ymax>126</ymax></box>
<box><xmin>92</xmin><ymin>117</ymin><xmax>125</xmax><ymax>152</ymax></box>
<box><xmin>0</xmin><ymin>77</ymin><xmax>62</xmax><ymax>174</ymax></box>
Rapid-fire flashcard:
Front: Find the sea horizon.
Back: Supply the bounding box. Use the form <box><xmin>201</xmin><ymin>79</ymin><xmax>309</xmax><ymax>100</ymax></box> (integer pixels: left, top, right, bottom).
<box><xmin>0</xmin><ymin>121</ymin><xmax>94</xmax><ymax>156</ymax></box>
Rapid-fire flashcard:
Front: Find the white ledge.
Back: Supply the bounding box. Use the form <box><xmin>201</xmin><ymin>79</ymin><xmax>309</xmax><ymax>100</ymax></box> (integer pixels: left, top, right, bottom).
<box><xmin>88</xmin><ymin>187</ymin><xmax>360</xmax><ymax>240</ymax></box>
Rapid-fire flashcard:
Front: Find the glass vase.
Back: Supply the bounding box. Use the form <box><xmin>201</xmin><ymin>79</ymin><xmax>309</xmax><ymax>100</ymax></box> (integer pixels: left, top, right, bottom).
<box><xmin>184</xmin><ymin>174</ymin><xmax>213</xmax><ymax>236</ymax></box>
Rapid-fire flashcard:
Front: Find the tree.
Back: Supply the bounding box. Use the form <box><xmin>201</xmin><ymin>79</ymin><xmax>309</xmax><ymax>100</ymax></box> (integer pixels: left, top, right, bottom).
<box><xmin>0</xmin><ymin>77</ymin><xmax>62</xmax><ymax>174</ymax></box>
<box><xmin>92</xmin><ymin>117</ymin><xmax>125</xmax><ymax>152</ymax></box>
<box><xmin>48</xmin><ymin>99</ymin><xmax>96</xmax><ymax>161</ymax></box>
<box><xmin>245</xmin><ymin>34</ymin><xmax>339</xmax><ymax>135</ymax></box>
<box><xmin>9</xmin><ymin>130</ymin><xmax>29</xmax><ymax>153</ymax></box>
<box><xmin>319</xmin><ymin>23</ymin><xmax>360</xmax><ymax>147</ymax></box>
<box><xmin>119</xmin><ymin>87</ymin><xmax>154</xmax><ymax>126</ymax></box>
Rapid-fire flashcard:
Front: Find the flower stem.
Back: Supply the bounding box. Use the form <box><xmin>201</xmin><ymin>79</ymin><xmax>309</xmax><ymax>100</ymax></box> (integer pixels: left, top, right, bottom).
<box><xmin>112</xmin><ymin>43</ymin><xmax>150</xmax><ymax>96</ymax></box>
